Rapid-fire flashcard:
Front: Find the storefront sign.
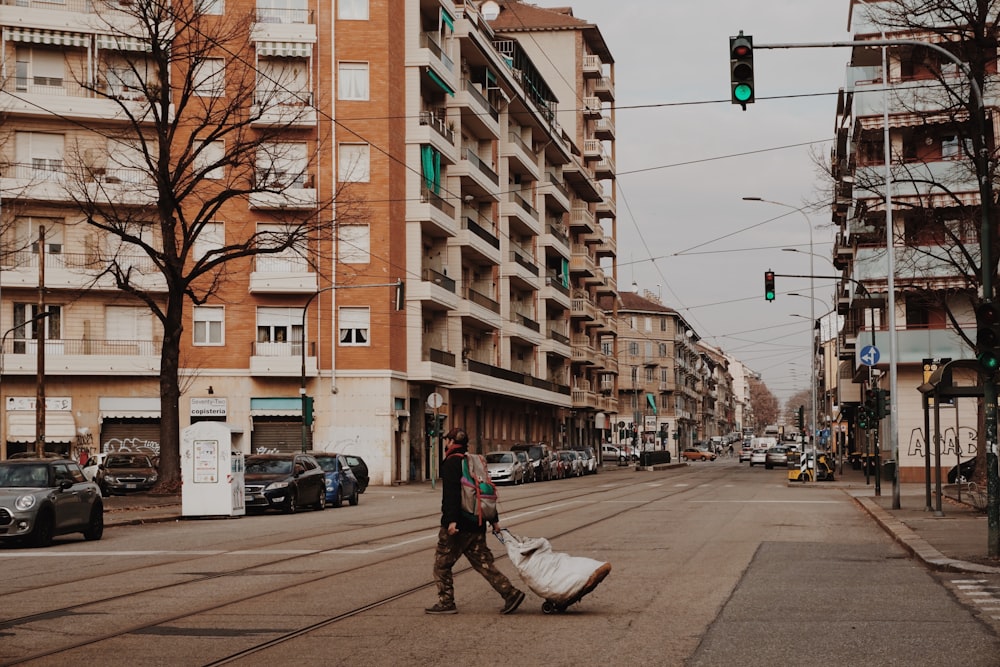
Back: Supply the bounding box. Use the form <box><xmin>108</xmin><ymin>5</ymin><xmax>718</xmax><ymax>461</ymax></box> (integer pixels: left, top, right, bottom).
<box><xmin>191</xmin><ymin>397</ymin><xmax>228</xmax><ymax>418</ymax></box>
<box><xmin>6</xmin><ymin>396</ymin><xmax>72</xmax><ymax>411</ymax></box>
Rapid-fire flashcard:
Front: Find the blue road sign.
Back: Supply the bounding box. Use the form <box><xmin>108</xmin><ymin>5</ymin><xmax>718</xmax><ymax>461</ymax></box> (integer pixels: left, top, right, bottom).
<box><xmin>860</xmin><ymin>345</ymin><xmax>880</xmax><ymax>367</ymax></box>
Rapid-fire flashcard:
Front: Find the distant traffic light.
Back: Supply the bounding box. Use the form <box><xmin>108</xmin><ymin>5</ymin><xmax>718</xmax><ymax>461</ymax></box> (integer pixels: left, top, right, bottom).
<box><xmin>975</xmin><ymin>301</ymin><xmax>1000</xmax><ymax>373</ymax></box>
<box><xmin>858</xmin><ymin>407</ymin><xmax>871</xmax><ymax>430</ymax></box>
<box><xmin>796</xmin><ymin>405</ymin><xmax>804</xmax><ymax>430</ymax></box>
<box><xmin>764</xmin><ymin>270</ymin><xmax>775</xmax><ymax>302</ymax></box>
<box><xmin>729</xmin><ymin>32</ymin><xmax>755</xmax><ymax>109</ymax></box>
<box><xmin>876</xmin><ymin>389</ymin><xmax>890</xmax><ymax>419</ymax></box>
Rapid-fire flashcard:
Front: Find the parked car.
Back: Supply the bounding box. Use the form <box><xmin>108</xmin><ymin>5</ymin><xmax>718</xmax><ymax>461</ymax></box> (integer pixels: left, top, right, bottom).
<box><xmin>306</xmin><ymin>451</ymin><xmax>360</xmax><ymax>507</ymax></box>
<box><xmin>96</xmin><ymin>452</ymin><xmax>159</xmax><ymax>496</ymax></box>
<box><xmin>514</xmin><ymin>451</ymin><xmax>534</xmax><ymax>482</ymax></box>
<box><xmin>579</xmin><ymin>448</ymin><xmax>598</xmax><ymax>474</ymax></box>
<box><xmin>485</xmin><ymin>451</ymin><xmax>524</xmax><ymax>485</ymax></box>
<box><xmin>601</xmin><ymin>444</ymin><xmax>624</xmax><ymax>463</ymax></box>
<box><xmin>682</xmin><ymin>447</ymin><xmax>717</xmax><ymax>462</ymax></box>
<box><xmin>948</xmin><ymin>457</ymin><xmax>976</xmax><ymax>484</ymax></box>
<box><xmin>244</xmin><ymin>453</ymin><xmax>326</xmax><ymax>513</ymax></box>
<box><xmin>0</xmin><ymin>458</ymin><xmax>104</xmax><ymax>547</ymax></box>
<box><xmin>764</xmin><ymin>446</ymin><xmax>789</xmax><ymax>469</ymax></box>
<box><xmin>739</xmin><ymin>447</ymin><xmax>753</xmax><ymax>462</ymax></box>
<box><xmin>81</xmin><ymin>453</ymin><xmax>108</xmax><ymax>483</ymax></box>
<box><xmin>511</xmin><ymin>443</ymin><xmax>552</xmax><ymax>482</ymax></box>
<box><xmin>9</xmin><ymin>451</ymin><xmax>64</xmax><ymax>459</ymax></box>
<box><xmin>344</xmin><ymin>454</ymin><xmax>369</xmax><ymax>493</ymax></box>
<box><xmin>556</xmin><ymin>450</ymin><xmax>581</xmax><ymax>477</ymax></box>
<box><xmin>749</xmin><ymin>449</ymin><xmax>768</xmax><ymax>467</ymax></box>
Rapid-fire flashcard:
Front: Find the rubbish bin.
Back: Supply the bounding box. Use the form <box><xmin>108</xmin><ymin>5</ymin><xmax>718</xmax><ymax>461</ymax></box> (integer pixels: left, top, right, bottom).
<box><xmin>883</xmin><ymin>459</ymin><xmax>896</xmax><ymax>479</ymax></box>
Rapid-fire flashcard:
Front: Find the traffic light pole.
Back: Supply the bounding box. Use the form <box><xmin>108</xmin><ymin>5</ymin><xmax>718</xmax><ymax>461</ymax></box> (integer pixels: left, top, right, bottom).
<box><xmin>755</xmin><ymin>37</ymin><xmax>998</xmax><ymax>557</ymax></box>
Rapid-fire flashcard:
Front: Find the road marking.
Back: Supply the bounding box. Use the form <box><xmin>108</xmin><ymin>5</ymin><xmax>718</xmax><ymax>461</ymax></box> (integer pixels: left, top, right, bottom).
<box><xmin>689</xmin><ymin>500</ymin><xmax>840</xmax><ymax>504</ymax></box>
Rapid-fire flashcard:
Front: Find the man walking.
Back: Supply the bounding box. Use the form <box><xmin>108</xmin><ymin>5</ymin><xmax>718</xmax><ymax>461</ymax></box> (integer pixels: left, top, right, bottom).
<box><xmin>426</xmin><ymin>427</ymin><xmax>526</xmax><ymax>615</ymax></box>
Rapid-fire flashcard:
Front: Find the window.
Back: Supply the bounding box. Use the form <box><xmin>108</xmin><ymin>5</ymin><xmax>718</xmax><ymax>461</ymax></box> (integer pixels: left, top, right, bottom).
<box><xmin>256</xmin><ymin>306</ymin><xmax>304</xmax><ymax>354</ymax></box>
<box><xmin>194</xmin><ymin>140</ymin><xmax>225</xmax><ymax>179</ymax></box>
<box><xmin>106</xmin><ymin>66</ymin><xmax>144</xmax><ymax>100</ymax></box>
<box><xmin>256</xmin><ymin>223</ymin><xmax>307</xmax><ymax>271</ymax></box>
<box><xmin>16</xmin><ymin>132</ymin><xmax>64</xmax><ymax>180</ymax></box>
<box><xmin>338</xmin><ymin>143</ymin><xmax>370</xmax><ymax>182</ymax></box>
<box><xmin>338</xmin><ymin>62</ymin><xmax>369</xmax><ymax>100</ymax></box>
<box><xmin>14</xmin><ymin>217</ymin><xmax>63</xmax><ymax>259</ymax></box>
<box><xmin>338</xmin><ymin>307</ymin><xmax>369</xmax><ymax>345</ymax></box>
<box><xmin>193</xmin><ymin>306</ymin><xmax>224</xmax><ymax>345</ymax></box>
<box><xmin>197</xmin><ymin>0</ymin><xmax>223</xmax><ymax>14</ymax></box>
<box><xmin>257</xmin><ymin>59</ymin><xmax>310</xmax><ymax>107</ymax></box>
<box><xmin>194</xmin><ymin>222</ymin><xmax>224</xmax><ymax>261</ymax></box>
<box><xmin>193</xmin><ymin>58</ymin><xmax>225</xmax><ymax>97</ymax></box>
<box><xmin>257</xmin><ymin>142</ymin><xmax>309</xmax><ymax>188</ymax></box>
<box><xmin>339</xmin><ymin>224</ymin><xmax>370</xmax><ymax>263</ymax></box>
<box><xmin>644</xmin><ymin>316</ymin><xmax>652</xmax><ymax>332</ymax></box>
<box><xmin>628</xmin><ymin>341</ymin><xmax>639</xmax><ymax>356</ymax></box>
<box><xmin>659</xmin><ymin>343</ymin><xmax>667</xmax><ymax>357</ymax></box>
<box><xmin>106</xmin><ymin>306</ymin><xmax>153</xmax><ymax>341</ymax></box>
<box><xmin>339</xmin><ymin>0</ymin><xmax>367</xmax><ymax>19</ymax></box>
<box><xmin>16</xmin><ymin>48</ymin><xmax>63</xmax><ymax>90</ymax></box>
<box><xmin>13</xmin><ymin>304</ymin><xmax>61</xmax><ymax>353</ymax></box>
<box><xmin>645</xmin><ymin>367</ymin><xmax>655</xmax><ymax>382</ymax></box>
<box><xmin>107</xmin><ymin>138</ymin><xmax>149</xmax><ymax>184</ymax></box>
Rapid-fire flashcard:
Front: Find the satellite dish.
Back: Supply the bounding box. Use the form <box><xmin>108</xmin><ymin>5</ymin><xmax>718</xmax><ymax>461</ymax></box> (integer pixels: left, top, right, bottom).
<box><xmin>481</xmin><ymin>1</ymin><xmax>500</xmax><ymax>21</ymax></box>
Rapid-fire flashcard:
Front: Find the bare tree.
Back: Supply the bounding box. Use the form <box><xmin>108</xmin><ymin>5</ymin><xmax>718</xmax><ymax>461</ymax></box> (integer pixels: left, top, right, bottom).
<box><xmin>748</xmin><ymin>376</ymin><xmax>779</xmax><ymax>430</ymax></box>
<box><xmin>45</xmin><ymin>0</ymin><xmax>356</xmax><ymax>490</ymax></box>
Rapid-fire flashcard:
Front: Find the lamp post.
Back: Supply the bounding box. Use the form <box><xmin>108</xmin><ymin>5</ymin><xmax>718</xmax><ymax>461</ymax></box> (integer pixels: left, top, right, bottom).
<box><xmin>744</xmin><ymin>197</ymin><xmax>817</xmax><ymax>479</ymax></box>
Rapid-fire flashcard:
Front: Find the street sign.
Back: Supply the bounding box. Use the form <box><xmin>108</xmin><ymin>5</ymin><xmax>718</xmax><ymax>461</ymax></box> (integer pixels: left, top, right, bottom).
<box><xmin>426</xmin><ymin>392</ymin><xmax>443</xmax><ymax>409</ymax></box>
<box><xmin>860</xmin><ymin>345</ymin><xmax>880</xmax><ymax>367</ymax></box>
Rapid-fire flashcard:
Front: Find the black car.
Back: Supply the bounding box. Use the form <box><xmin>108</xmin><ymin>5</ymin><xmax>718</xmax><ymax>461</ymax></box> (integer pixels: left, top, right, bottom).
<box><xmin>343</xmin><ymin>454</ymin><xmax>369</xmax><ymax>493</ymax></box>
<box><xmin>244</xmin><ymin>453</ymin><xmax>326</xmax><ymax>513</ymax></box>
<box><xmin>96</xmin><ymin>452</ymin><xmax>158</xmax><ymax>496</ymax></box>
<box><xmin>0</xmin><ymin>458</ymin><xmax>104</xmax><ymax>547</ymax></box>
<box><xmin>948</xmin><ymin>457</ymin><xmax>977</xmax><ymax>484</ymax></box>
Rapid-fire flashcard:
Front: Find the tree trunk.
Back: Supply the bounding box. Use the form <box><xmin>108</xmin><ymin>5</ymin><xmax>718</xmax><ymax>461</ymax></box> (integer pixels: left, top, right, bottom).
<box><xmin>153</xmin><ymin>296</ymin><xmax>183</xmax><ymax>493</ymax></box>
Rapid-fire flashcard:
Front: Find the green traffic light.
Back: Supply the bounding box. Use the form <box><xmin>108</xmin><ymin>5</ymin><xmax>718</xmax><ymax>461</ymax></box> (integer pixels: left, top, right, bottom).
<box><xmin>978</xmin><ymin>351</ymin><xmax>1000</xmax><ymax>372</ymax></box>
<box><xmin>734</xmin><ymin>83</ymin><xmax>753</xmax><ymax>102</ymax></box>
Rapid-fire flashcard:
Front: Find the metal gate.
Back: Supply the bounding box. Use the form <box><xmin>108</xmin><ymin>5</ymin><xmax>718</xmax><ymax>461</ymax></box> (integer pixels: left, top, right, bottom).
<box><xmin>100</xmin><ymin>420</ymin><xmax>161</xmax><ymax>455</ymax></box>
<box><xmin>251</xmin><ymin>419</ymin><xmax>310</xmax><ymax>453</ymax></box>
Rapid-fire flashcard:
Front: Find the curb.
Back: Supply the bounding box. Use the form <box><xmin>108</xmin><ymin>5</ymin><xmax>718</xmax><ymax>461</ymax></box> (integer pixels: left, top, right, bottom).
<box><xmin>849</xmin><ymin>493</ymin><xmax>1000</xmax><ymax>574</ymax></box>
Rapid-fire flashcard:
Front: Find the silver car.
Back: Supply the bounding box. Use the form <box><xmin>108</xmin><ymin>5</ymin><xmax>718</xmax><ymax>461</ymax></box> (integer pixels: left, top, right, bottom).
<box><xmin>485</xmin><ymin>451</ymin><xmax>524</xmax><ymax>485</ymax></box>
<box><xmin>0</xmin><ymin>458</ymin><xmax>104</xmax><ymax>547</ymax></box>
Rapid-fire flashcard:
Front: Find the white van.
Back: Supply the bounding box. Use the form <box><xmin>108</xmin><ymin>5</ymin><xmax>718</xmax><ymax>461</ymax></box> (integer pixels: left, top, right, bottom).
<box><xmin>601</xmin><ymin>444</ymin><xmax>622</xmax><ymax>461</ymax></box>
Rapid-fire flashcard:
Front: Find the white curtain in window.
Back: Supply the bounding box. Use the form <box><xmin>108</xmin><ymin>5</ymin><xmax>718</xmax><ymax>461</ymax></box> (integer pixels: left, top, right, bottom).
<box><xmin>194</xmin><ymin>140</ymin><xmax>225</xmax><ymax>179</ymax></box>
<box><xmin>256</xmin><ymin>223</ymin><xmax>306</xmax><ymax>272</ymax></box>
<box><xmin>339</xmin><ymin>0</ymin><xmax>368</xmax><ymax>19</ymax></box>
<box><xmin>338</xmin><ymin>62</ymin><xmax>368</xmax><ymax>100</ymax></box>
<box><xmin>106</xmin><ymin>306</ymin><xmax>153</xmax><ymax>341</ymax></box>
<box><xmin>338</xmin><ymin>143</ymin><xmax>370</xmax><ymax>182</ymax></box>
<box><xmin>194</xmin><ymin>222</ymin><xmax>224</xmax><ymax>260</ymax></box>
<box><xmin>339</xmin><ymin>224</ymin><xmax>370</xmax><ymax>263</ymax></box>
<box><xmin>258</xmin><ymin>59</ymin><xmax>309</xmax><ymax>105</ymax></box>
<box><xmin>194</xmin><ymin>58</ymin><xmax>225</xmax><ymax>96</ymax></box>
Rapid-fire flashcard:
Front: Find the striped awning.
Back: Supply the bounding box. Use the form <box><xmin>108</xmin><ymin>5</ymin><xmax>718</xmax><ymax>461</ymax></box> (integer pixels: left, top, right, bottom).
<box><xmin>257</xmin><ymin>41</ymin><xmax>312</xmax><ymax>58</ymax></box>
<box><xmin>96</xmin><ymin>34</ymin><xmax>152</xmax><ymax>52</ymax></box>
<box><xmin>858</xmin><ymin>110</ymin><xmax>968</xmax><ymax>131</ymax></box>
<box><xmin>7</xmin><ymin>412</ymin><xmax>77</xmax><ymax>444</ymax></box>
<box><xmin>8</xmin><ymin>28</ymin><xmax>88</xmax><ymax>47</ymax></box>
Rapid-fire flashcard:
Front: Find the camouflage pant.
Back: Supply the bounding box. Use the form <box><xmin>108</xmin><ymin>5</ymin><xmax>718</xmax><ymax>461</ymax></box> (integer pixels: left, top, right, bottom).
<box><xmin>432</xmin><ymin>527</ymin><xmax>516</xmax><ymax>605</ymax></box>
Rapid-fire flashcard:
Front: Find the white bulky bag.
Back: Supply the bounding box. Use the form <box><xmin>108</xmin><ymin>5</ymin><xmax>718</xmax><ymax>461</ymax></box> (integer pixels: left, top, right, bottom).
<box><xmin>502</xmin><ymin>533</ymin><xmax>608</xmax><ymax>604</ymax></box>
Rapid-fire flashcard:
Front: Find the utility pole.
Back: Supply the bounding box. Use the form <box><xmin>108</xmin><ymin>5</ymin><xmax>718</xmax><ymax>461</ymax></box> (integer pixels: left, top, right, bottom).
<box><xmin>35</xmin><ymin>226</ymin><xmax>46</xmax><ymax>457</ymax></box>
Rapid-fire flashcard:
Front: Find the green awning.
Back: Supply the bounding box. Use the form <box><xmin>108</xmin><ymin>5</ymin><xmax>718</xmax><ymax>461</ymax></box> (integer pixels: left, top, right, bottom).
<box><xmin>441</xmin><ymin>9</ymin><xmax>454</xmax><ymax>32</ymax></box>
<box><xmin>426</xmin><ymin>67</ymin><xmax>455</xmax><ymax>96</ymax></box>
<box><xmin>646</xmin><ymin>394</ymin><xmax>657</xmax><ymax>415</ymax></box>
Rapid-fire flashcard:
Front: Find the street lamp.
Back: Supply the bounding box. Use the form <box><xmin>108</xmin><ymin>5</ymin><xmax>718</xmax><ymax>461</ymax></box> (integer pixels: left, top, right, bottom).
<box><xmin>744</xmin><ymin>196</ymin><xmax>818</xmax><ymax>478</ymax></box>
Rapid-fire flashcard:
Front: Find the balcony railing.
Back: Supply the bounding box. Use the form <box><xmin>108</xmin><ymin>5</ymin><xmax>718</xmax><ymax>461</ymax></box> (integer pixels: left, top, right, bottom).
<box><xmin>421</xmin><ymin>186</ymin><xmax>456</xmax><ymax>217</ymax></box>
<box><xmin>2</xmin><ymin>249</ymin><xmax>159</xmax><ymax>273</ymax></box>
<box><xmin>251</xmin><ymin>341</ymin><xmax>314</xmax><ymax>357</ymax></box>
<box><xmin>5</xmin><ymin>338</ymin><xmax>158</xmax><ymax>356</ymax></box>
<box><xmin>420</xmin><ymin>111</ymin><xmax>456</xmax><ymax>144</ymax></box>
<box><xmin>422</xmin><ymin>267</ymin><xmax>456</xmax><ymax>293</ymax></box>
<box><xmin>420</xmin><ymin>32</ymin><xmax>455</xmax><ymax>72</ymax></box>
<box><xmin>462</xmin><ymin>216</ymin><xmax>500</xmax><ymax>249</ymax></box>
<box><xmin>466</xmin><ymin>287</ymin><xmax>500</xmax><ymax>313</ymax></box>
<box><xmin>461</xmin><ymin>79</ymin><xmax>499</xmax><ymax>121</ymax></box>
<box><xmin>255</xmin><ymin>7</ymin><xmax>315</xmax><ymax>24</ymax></box>
<box><xmin>463</xmin><ymin>148</ymin><xmax>499</xmax><ymax>184</ymax></box>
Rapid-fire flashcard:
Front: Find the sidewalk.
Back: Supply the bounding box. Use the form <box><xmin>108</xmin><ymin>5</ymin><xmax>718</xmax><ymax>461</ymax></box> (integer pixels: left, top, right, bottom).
<box><xmin>822</xmin><ymin>465</ymin><xmax>1000</xmax><ymax>574</ymax></box>
<box><xmin>98</xmin><ymin>464</ymin><xmax>1000</xmax><ymax>574</ymax></box>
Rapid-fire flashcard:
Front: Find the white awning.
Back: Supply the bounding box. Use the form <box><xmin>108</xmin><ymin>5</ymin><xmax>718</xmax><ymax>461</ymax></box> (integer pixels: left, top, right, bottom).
<box><xmin>8</xmin><ymin>28</ymin><xmax>89</xmax><ymax>48</ymax></box>
<box><xmin>250</xmin><ymin>409</ymin><xmax>302</xmax><ymax>418</ymax></box>
<box><xmin>100</xmin><ymin>411</ymin><xmax>160</xmax><ymax>420</ymax></box>
<box><xmin>7</xmin><ymin>412</ymin><xmax>77</xmax><ymax>444</ymax></box>
<box><xmin>256</xmin><ymin>41</ymin><xmax>312</xmax><ymax>58</ymax></box>
<box><xmin>858</xmin><ymin>110</ymin><xmax>968</xmax><ymax>132</ymax></box>
<box><xmin>96</xmin><ymin>34</ymin><xmax>152</xmax><ymax>52</ymax></box>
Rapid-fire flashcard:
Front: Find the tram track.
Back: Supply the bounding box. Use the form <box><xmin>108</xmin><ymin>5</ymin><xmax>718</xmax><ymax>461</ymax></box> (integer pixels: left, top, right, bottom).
<box><xmin>1</xmin><ymin>465</ymin><xmax>733</xmax><ymax>665</ymax></box>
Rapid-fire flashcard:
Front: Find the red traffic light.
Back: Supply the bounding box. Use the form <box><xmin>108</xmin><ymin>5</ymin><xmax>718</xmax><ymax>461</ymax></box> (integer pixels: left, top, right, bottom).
<box><xmin>732</xmin><ymin>42</ymin><xmax>751</xmax><ymax>58</ymax></box>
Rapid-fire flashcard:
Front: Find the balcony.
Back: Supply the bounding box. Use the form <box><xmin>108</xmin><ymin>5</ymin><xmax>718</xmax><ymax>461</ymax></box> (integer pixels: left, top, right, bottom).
<box><xmin>410</xmin><ymin>186</ymin><xmax>457</xmax><ymax>237</ymax></box>
<box><xmin>582</xmin><ymin>54</ymin><xmax>603</xmax><ymax>79</ymax></box>
<box><xmin>2</xmin><ymin>163</ymin><xmax>157</xmax><ymax>207</ymax></box>
<box><xmin>249</xmin><ymin>174</ymin><xmax>317</xmax><ymax>210</ymax></box>
<box><xmin>501</xmin><ymin>131</ymin><xmax>539</xmax><ymax>180</ymax></box>
<box><xmin>540</xmin><ymin>222</ymin><xmax>570</xmax><ymax>257</ymax></box>
<box><xmin>252</xmin><ymin>94</ymin><xmax>317</xmax><ymax>128</ymax></box>
<box><xmin>409</xmin><ymin>267</ymin><xmax>459</xmax><ymax>311</ymax></box>
<box><xmin>249</xmin><ymin>255</ymin><xmax>317</xmax><ymax>293</ymax></box>
<box><xmin>570</xmin><ymin>296</ymin><xmax>599</xmax><ymax>322</ymax></box>
<box><xmin>457</xmin><ymin>216</ymin><xmax>501</xmax><ymax>264</ymax></box>
<box><xmin>592</xmin><ymin>76</ymin><xmax>614</xmax><ymax>102</ymax></box>
<box><xmin>569</xmin><ymin>245</ymin><xmax>596</xmax><ymax>277</ymax></box>
<box><xmin>568</xmin><ymin>205</ymin><xmax>597</xmax><ymax>234</ymax></box>
<box><xmin>539</xmin><ymin>172</ymin><xmax>571</xmax><ymax>213</ymax></box>
<box><xmin>457</xmin><ymin>79</ymin><xmax>500</xmax><ymax>139</ymax></box>
<box><xmin>250</xmin><ymin>340</ymin><xmax>317</xmax><ymax>377</ymax></box>
<box><xmin>583</xmin><ymin>139</ymin><xmax>603</xmax><ymax>162</ymax></box>
<box><xmin>563</xmin><ymin>158</ymin><xmax>603</xmax><ymax>203</ymax></box>
<box><xmin>453</xmin><ymin>148</ymin><xmax>499</xmax><ymax>199</ymax></box>
<box><xmin>501</xmin><ymin>191</ymin><xmax>541</xmax><ymax>235</ymax></box>
<box><xmin>582</xmin><ymin>97</ymin><xmax>603</xmax><ymax>118</ymax></box>
<box><xmin>0</xmin><ymin>76</ymin><xmax>155</xmax><ymax>124</ymax></box>
<box><xmin>595</xmin><ymin>193</ymin><xmax>616</xmax><ymax>219</ymax></box>
<box><xmin>251</xmin><ymin>6</ymin><xmax>317</xmax><ymax>45</ymax></box>
<box><xmin>1</xmin><ymin>248</ymin><xmax>167</xmax><ymax>292</ymax></box>
<box><xmin>1</xmin><ymin>338</ymin><xmax>159</xmax><ymax>376</ymax></box>
<box><xmin>593</xmin><ymin>115</ymin><xmax>615</xmax><ymax>141</ymax></box>
<box><xmin>540</xmin><ymin>273</ymin><xmax>571</xmax><ymax>309</ymax></box>
<box><xmin>418</xmin><ymin>111</ymin><xmax>458</xmax><ymax>161</ymax></box>
<box><xmin>505</xmin><ymin>247</ymin><xmax>540</xmax><ymax>288</ymax></box>
<box><xmin>594</xmin><ymin>154</ymin><xmax>615</xmax><ymax>180</ymax></box>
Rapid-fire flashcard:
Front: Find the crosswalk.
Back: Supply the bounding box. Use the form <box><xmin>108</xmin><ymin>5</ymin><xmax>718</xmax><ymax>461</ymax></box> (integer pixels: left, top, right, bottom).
<box><xmin>952</xmin><ymin>579</ymin><xmax>1000</xmax><ymax>621</ymax></box>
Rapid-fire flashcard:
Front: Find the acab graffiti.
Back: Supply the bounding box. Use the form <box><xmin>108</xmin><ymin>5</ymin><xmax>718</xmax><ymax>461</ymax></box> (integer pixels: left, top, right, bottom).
<box><xmin>906</xmin><ymin>426</ymin><xmax>977</xmax><ymax>459</ymax></box>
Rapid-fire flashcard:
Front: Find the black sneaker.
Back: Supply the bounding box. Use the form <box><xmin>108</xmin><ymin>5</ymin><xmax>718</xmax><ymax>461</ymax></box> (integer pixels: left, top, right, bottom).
<box><xmin>425</xmin><ymin>602</ymin><xmax>457</xmax><ymax>615</ymax></box>
<box><xmin>501</xmin><ymin>589</ymin><xmax>525</xmax><ymax>615</ymax></box>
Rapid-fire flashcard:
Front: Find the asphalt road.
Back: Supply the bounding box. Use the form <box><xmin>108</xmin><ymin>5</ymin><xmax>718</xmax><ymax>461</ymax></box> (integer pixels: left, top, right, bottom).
<box><xmin>1</xmin><ymin>460</ymin><xmax>998</xmax><ymax>666</ymax></box>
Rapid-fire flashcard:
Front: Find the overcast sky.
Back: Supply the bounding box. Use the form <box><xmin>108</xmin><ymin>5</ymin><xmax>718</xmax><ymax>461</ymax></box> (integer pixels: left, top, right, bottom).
<box><xmin>549</xmin><ymin>0</ymin><xmax>855</xmax><ymax>403</ymax></box>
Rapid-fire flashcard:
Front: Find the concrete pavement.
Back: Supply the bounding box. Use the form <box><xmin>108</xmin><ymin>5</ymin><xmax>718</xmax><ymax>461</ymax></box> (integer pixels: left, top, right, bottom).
<box><xmin>99</xmin><ymin>462</ymin><xmax>1000</xmax><ymax>574</ymax></box>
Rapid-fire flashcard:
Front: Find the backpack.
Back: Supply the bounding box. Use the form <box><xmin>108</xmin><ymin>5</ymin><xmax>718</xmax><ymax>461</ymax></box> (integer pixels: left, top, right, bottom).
<box><xmin>460</xmin><ymin>453</ymin><xmax>499</xmax><ymax>526</ymax></box>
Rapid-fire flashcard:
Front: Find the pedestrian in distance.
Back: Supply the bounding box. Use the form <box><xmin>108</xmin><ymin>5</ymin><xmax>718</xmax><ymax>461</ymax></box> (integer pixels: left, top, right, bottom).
<box><xmin>426</xmin><ymin>427</ymin><xmax>526</xmax><ymax>615</ymax></box>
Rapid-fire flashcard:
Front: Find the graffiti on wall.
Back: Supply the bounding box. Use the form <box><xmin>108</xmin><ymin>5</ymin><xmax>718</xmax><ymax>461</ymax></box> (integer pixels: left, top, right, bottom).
<box><xmin>906</xmin><ymin>426</ymin><xmax>978</xmax><ymax>459</ymax></box>
<box><xmin>102</xmin><ymin>437</ymin><xmax>160</xmax><ymax>456</ymax></box>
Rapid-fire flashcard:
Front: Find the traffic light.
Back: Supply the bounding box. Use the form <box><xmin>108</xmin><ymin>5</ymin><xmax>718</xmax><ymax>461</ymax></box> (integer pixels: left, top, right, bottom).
<box><xmin>764</xmin><ymin>270</ymin><xmax>775</xmax><ymax>302</ymax></box>
<box><xmin>796</xmin><ymin>405</ymin><xmax>804</xmax><ymax>430</ymax></box>
<box><xmin>865</xmin><ymin>387</ymin><xmax>878</xmax><ymax>414</ymax></box>
<box><xmin>858</xmin><ymin>407</ymin><xmax>871</xmax><ymax>430</ymax></box>
<box><xmin>876</xmin><ymin>389</ymin><xmax>890</xmax><ymax>419</ymax></box>
<box><xmin>729</xmin><ymin>32</ymin><xmax>755</xmax><ymax>109</ymax></box>
<box><xmin>975</xmin><ymin>301</ymin><xmax>1000</xmax><ymax>373</ymax></box>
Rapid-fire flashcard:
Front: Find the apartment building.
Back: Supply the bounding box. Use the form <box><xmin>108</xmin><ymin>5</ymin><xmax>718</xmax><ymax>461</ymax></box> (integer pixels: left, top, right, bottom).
<box><xmin>0</xmin><ymin>0</ymin><xmax>618</xmax><ymax>487</ymax></box>
<box><xmin>609</xmin><ymin>291</ymin><xmax>713</xmax><ymax>457</ymax></box>
<box><xmin>831</xmin><ymin>0</ymin><xmax>988</xmax><ymax>481</ymax></box>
